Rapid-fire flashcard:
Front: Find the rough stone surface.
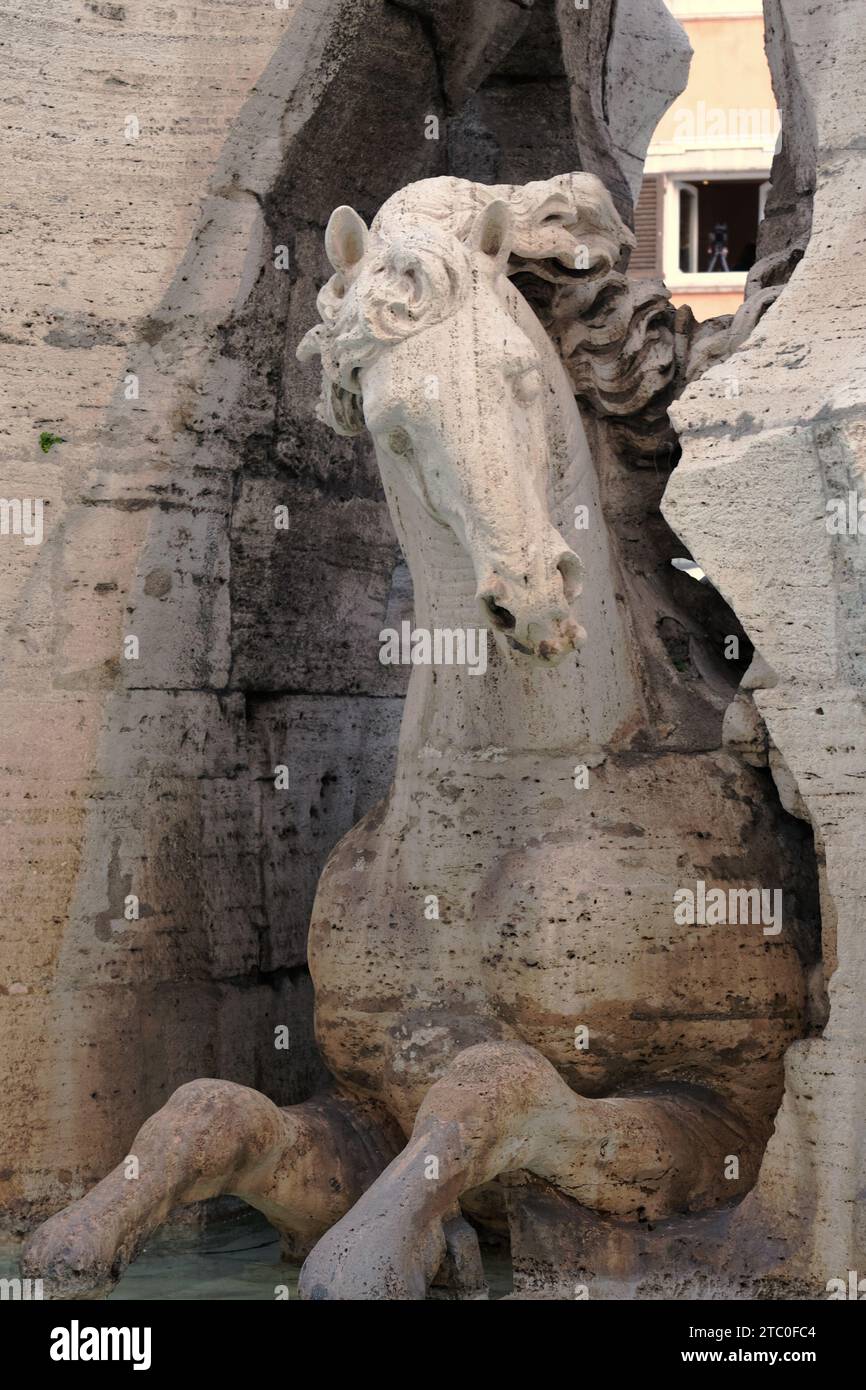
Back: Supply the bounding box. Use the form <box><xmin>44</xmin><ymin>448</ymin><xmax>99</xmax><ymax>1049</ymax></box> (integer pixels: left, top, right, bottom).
<box><xmin>1</xmin><ymin>0</ymin><xmax>300</xmax><ymax>1234</ymax></box>
<box><xmin>21</xmin><ymin>169</ymin><xmax>821</xmax><ymax>1301</ymax></box>
<box><xmin>604</xmin><ymin>0</ymin><xmax>693</xmax><ymax>208</ymax></box>
<box><xmin>662</xmin><ymin>0</ymin><xmax>866</xmax><ymax>1291</ymax></box>
<box><xmin>555</xmin><ymin>0</ymin><xmax>692</xmax><ymax>223</ymax></box>
<box><xmin>2</xmin><ymin>0</ymin><xmax>693</xmax><ymax>1235</ymax></box>
<box><xmin>6</xmin><ymin>0</ymin><xmax>860</xmax><ymax>1309</ymax></box>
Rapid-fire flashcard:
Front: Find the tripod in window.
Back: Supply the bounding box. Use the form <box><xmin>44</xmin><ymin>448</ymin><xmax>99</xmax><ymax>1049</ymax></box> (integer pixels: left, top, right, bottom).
<box><xmin>707</xmin><ymin>221</ymin><xmax>730</xmax><ymax>272</ymax></box>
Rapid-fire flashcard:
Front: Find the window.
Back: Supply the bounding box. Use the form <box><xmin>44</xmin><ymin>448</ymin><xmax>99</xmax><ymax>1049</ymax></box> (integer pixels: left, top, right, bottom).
<box><xmin>678</xmin><ymin>183</ymin><xmax>699</xmax><ymax>273</ymax></box>
<box><xmin>674</xmin><ymin>177</ymin><xmax>763</xmax><ymax>274</ymax></box>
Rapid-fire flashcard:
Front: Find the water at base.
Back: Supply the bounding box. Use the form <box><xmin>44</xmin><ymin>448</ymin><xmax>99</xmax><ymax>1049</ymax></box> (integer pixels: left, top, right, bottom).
<box><xmin>0</xmin><ymin>1210</ymin><xmax>513</xmax><ymax>1300</ymax></box>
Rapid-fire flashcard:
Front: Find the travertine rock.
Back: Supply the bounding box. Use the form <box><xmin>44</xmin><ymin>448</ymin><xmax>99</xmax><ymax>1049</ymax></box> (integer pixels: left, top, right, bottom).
<box><xmin>9</xmin><ymin>0</ymin><xmax>860</xmax><ymax>1310</ymax></box>
<box><xmin>0</xmin><ymin>0</ymin><xmax>449</xmax><ymax>1227</ymax></box>
<box><xmin>23</xmin><ymin>171</ymin><xmax>819</xmax><ymax>1301</ymax></box>
<box><xmin>1</xmin><ymin>0</ymin><xmax>695</xmax><ymax>1236</ymax></box>
<box><xmin>556</xmin><ymin>0</ymin><xmax>692</xmax><ymax>220</ymax></box>
<box><xmin>662</xmin><ymin>0</ymin><xmax>866</xmax><ymax>1293</ymax></box>
<box><xmin>0</xmin><ymin>0</ymin><xmax>302</xmax><ymax>1234</ymax></box>
<box><xmin>602</xmin><ymin>0</ymin><xmax>693</xmax><ymax>207</ymax></box>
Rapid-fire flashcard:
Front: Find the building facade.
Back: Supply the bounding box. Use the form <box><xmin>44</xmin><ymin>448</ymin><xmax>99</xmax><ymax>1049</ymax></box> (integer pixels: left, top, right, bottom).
<box><xmin>633</xmin><ymin>0</ymin><xmax>780</xmax><ymax>320</ymax></box>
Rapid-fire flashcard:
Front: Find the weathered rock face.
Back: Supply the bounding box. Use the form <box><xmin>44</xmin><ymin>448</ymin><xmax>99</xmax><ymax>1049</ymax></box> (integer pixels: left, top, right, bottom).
<box><xmin>0</xmin><ymin>0</ymin><xmax>693</xmax><ymax>1231</ymax></box>
<box><xmin>555</xmin><ymin>0</ymin><xmax>692</xmax><ymax>218</ymax></box>
<box><xmin>20</xmin><ymin>156</ymin><xmax>826</xmax><ymax>1301</ymax></box>
<box><xmin>662</xmin><ymin>0</ymin><xmax>866</xmax><ymax>1292</ymax></box>
<box><xmin>0</xmin><ymin>0</ymin><xmax>305</xmax><ymax>1233</ymax></box>
<box><xmin>5</xmin><ymin>0</ymin><xmax>859</xmax><ymax>1306</ymax></box>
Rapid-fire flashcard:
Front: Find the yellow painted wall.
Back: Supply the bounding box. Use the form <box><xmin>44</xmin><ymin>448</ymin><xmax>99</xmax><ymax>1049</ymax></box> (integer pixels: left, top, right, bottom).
<box><xmin>654</xmin><ymin>16</ymin><xmax>776</xmax><ymax>143</ymax></box>
<box><xmin>670</xmin><ymin>289</ymin><xmax>745</xmax><ymax>319</ymax></box>
<box><xmin>649</xmin><ymin>12</ymin><xmax>776</xmax><ymax>319</ymax></box>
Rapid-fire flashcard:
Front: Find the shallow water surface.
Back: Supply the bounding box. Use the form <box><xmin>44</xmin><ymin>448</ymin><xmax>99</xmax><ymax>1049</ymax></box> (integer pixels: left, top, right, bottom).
<box><xmin>0</xmin><ymin>1214</ymin><xmax>297</xmax><ymax>1302</ymax></box>
<box><xmin>0</xmin><ymin>1211</ymin><xmax>512</xmax><ymax>1300</ymax></box>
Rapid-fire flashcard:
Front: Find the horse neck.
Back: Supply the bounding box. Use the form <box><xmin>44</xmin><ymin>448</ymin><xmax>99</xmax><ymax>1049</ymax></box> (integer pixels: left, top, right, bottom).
<box><xmin>379</xmin><ymin>285</ymin><xmax>646</xmax><ymax>780</ymax></box>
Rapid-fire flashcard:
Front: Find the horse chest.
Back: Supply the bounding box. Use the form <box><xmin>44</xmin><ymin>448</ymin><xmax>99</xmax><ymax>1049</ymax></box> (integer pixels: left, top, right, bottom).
<box><xmin>310</xmin><ymin>754</ymin><xmax>807</xmax><ymax>1112</ymax></box>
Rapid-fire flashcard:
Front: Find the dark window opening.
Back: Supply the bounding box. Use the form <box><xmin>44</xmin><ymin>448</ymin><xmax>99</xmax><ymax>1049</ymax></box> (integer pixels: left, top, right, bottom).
<box><xmin>686</xmin><ymin>178</ymin><xmax>764</xmax><ymax>273</ymax></box>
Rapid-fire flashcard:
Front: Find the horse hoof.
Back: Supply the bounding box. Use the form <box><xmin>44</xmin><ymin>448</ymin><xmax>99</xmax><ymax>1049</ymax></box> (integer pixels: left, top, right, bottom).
<box><xmin>21</xmin><ymin>1212</ymin><xmax>125</xmax><ymax>1300</ymax></box>
<box><xmin>298</xmin><ymin>1214</ymin><xmax>444</xmax><ymax>1301</ymax></box>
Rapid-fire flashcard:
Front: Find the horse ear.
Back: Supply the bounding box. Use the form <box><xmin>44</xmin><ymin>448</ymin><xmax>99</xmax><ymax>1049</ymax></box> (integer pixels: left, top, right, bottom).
<box><xmin>467</xmin><ymin>199</ymin><xmax>513</xmax><ymax>272</ymax></box>
<box><xmin>296</xmin><ymin>324</ymin><xmax>324</xmax><ymax>363</ymax></box>
<box><xmin>325</xmin><ymin>206</ymin><xmax>368</xmax><ymax>273</ymax></box>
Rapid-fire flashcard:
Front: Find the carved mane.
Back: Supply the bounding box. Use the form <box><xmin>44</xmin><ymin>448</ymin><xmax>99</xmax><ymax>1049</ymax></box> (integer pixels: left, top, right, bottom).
<box><xmin>298</xmin><ymin>173</ymin><xmax>678</xmax><ymax>451</ymax></box>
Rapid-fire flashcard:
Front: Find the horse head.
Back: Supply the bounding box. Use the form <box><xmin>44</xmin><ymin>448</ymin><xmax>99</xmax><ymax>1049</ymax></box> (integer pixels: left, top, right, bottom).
<box><xmin>299</xmin><ymin>174</ymin><xmax>634</xmax><ymax>663</ymax></box>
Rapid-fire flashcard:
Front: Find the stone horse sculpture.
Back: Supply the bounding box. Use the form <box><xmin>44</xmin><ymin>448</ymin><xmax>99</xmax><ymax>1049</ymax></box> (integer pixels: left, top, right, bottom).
<box><xmin>24</xmin><ymin>174</ymin><xmax>815</xmax><ymax>1300</ymax></box>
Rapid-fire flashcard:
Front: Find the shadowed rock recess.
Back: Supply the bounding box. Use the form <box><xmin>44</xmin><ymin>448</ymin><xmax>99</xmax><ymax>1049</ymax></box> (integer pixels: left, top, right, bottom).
<box><xmin>3</xmin><ymin>0</ymin><xmax>861</xmax><ymax>1301</ymax></box>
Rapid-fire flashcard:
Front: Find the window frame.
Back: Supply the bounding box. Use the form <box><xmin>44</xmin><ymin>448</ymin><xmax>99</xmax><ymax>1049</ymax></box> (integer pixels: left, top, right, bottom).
<box><xmin>662</xmin><ymin>171</ymin><xmax>766</xmax><ymax>292</ymax></box>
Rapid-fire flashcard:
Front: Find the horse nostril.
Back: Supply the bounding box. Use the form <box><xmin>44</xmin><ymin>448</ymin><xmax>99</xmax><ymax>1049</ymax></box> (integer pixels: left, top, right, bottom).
<box><xmin>481</xmin><ymin>594</ymin><xmax>517</xmax><ymax>632</ymax></box>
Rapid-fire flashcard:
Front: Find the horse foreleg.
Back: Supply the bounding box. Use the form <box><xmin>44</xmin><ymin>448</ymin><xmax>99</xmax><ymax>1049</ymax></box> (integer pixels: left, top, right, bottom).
<box><xmin>299</xmin><ymin>1041</ymin><xmax>759</xmax><ymax>1300</ymax></box>
<box><xmin>21</xmin><ymin>1082</ymin><xmax>401</xmax><ymax>1299</ymax></box>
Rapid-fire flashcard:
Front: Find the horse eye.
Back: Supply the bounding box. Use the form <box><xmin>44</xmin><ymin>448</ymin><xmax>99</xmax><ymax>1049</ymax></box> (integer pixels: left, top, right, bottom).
<box><xmin>512</xmin><ymin>366</ymin><xmax>542</xmax><ymax>403</ymax></box>
<box><xmin>387</xmin><ymin>427</ymin><xmax>413</xmax><ymax>458</ymax></box>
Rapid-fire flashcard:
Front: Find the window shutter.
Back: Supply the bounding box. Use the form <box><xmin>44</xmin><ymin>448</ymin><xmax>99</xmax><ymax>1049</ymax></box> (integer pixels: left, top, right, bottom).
<box><xmin>631</xmin><ymin>177</ymin><xmax>660</xmax><ymax>274</ymax></box>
